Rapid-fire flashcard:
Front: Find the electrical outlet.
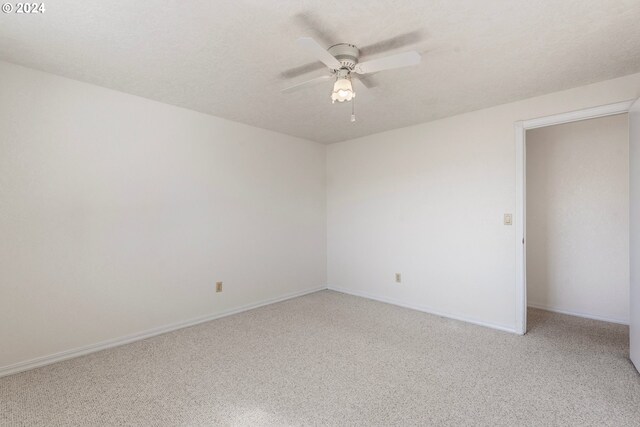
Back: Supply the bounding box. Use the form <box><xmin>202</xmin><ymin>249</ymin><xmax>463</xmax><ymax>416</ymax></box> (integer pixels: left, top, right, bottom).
<box><xmin>395</xmin><ymin>273</ymin><xmax>401</xmax><ymax>283</ymax></box>
<box><xmin>216</xmin><ymin>281</ymin><xmax>223</xmax><ymax>292</ymax></box>
<box><xmin>504</xmin><ymin>213</ymin><xmax>513</xmax><ymax>225</ymax></box>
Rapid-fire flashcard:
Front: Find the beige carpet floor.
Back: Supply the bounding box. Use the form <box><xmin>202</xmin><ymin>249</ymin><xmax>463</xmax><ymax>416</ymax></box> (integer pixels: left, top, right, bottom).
<box><xmin>1</xmin><ymin>290</ymin><xmax>639</xmax><ymax>426</ymax></box>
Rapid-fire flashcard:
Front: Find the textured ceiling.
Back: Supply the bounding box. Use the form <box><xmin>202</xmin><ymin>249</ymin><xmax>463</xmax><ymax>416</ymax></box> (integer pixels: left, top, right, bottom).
<box><xmin>1</xmin><ymin>0</ymin><xmax>639</xmax><ymax>143</ymax></box>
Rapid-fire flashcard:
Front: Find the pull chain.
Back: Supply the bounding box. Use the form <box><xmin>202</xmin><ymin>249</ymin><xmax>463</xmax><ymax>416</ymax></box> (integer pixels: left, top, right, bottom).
<box><xmin>350</xmin><ymin>95</ymin><xmax>356</xmax><ymax>123</ymax></box>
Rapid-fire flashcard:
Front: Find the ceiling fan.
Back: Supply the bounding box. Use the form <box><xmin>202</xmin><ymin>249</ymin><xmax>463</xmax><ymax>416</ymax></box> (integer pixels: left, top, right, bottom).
<box><xmin>282</xmin><ymin>36</ymin><xmax>422</xmax><ymax>121</ymax></box>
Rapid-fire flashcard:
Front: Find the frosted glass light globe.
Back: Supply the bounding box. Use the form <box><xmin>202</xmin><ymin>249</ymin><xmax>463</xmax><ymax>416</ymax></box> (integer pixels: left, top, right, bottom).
<box><xmin>331</xmin><ymin>78</ymin><xmax>355</xmax><ymax>103</ymax></box>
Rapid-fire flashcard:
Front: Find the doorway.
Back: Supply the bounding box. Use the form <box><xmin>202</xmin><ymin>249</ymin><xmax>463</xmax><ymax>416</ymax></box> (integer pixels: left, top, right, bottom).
<box><xmin>525</xmin><ymin>113</ymin><xmax>629</xmax><ymax>326</ymax></box>
<box><xmin>514</xmin><ymin>100</ymin><xmax>635</xmax><ymax>335</ymax></box>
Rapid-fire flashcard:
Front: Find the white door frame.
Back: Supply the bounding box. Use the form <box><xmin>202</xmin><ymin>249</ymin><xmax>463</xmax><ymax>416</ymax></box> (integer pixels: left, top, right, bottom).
<box><xmin>514</xmin><ymin>100</ymin><xmax>635</xmax><ymax>335</ymax></box>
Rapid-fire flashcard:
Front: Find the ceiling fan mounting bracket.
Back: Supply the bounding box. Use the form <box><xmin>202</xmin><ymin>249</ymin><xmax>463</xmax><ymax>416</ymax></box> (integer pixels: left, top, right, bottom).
<box><xmin>335</xmin><ymin>68</ymin><xmax>351</xmax><ymax>79</ymax></box>
<box><xmin>327</xmin><ymin>43</ymin><xmax>360</xmax><ymax>70</ymax></box>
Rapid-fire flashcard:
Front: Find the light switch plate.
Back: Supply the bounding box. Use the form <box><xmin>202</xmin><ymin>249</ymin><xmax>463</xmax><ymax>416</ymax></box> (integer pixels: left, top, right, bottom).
<box><xmin>504</xmin><ymin>213</ymin><xmax>513</xmax><ymax>225</ymax></box>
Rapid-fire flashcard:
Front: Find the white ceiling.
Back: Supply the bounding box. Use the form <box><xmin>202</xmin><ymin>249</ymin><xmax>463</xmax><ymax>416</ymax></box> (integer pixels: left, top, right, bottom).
<box><xmin>1</xmin><ymin>1</ymin><xmax>639</xmax><ymax>143</ymax></box>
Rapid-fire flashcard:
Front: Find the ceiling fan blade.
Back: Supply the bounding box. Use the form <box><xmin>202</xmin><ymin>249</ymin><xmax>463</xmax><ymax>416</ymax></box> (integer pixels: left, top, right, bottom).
<box><xmin>352</xmin><ymin>81</ymin><xmax>366</xmax><ymax>94</ymax></box>
<box><xmin>359</xmin><ymin>30</ymin><xmax>425</xmax><ymax>57</ymax></box>
<box><xmin>296</xmin><ymin>37</ymin><xmax>342</xmax><ymax>70</ymax></box>
<box><xmin>354</xmin><ymin>51</ymin><xmax>421</xmax><ymax>75</ymax></box>
<box><xmin>280</xmin><ymin>62</ymin><xmax>326</xmax><ymax>80</ymax></box>
<box><xmin>353</xmin><ymin>74</ymin><xmax>377</xmax><ymax>89</ymax></box>
<box><xmin>281</xmin><ymin>74</ymin><xmax>332</xmax><ymax>94</ymax></box>
<box><xmin>293</xmin><ymin>13</ymin><xmax>335</xmax><ymax>47</ymax></box>
<box><xmin>352</xmin><ymin>77</ymin><xmax>376</xmax><ymax>100</ymax></box>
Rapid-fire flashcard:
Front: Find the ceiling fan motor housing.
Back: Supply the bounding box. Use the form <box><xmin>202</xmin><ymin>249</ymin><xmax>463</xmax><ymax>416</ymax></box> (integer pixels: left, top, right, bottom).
<box><xmin>327</xmin><ymin>43</ymin><xmax>360</xmax><ymax>70</ymax></box>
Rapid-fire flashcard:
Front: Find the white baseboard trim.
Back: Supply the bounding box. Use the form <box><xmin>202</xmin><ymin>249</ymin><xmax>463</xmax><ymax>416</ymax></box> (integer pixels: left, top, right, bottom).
<box><xmin>327</xmin><ymin>286</ymin><xmax>517</xmax><ymax>334</ymax></box>
<box><xmin>0</xmin><ymin>286</ymin><xmax>327</xmax><ymax>378</ymax></box>
<box><xmin>527</xmin><ymin>303</ymin><xmax>629</xmax><ymax>325</ymax></box>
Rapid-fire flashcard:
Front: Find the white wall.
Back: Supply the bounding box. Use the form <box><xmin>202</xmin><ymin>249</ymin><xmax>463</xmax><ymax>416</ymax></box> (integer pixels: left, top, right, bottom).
<box><xmin>526</xmin><ymin>115</ymin><xmax>629</xmax><ymax>323</ymax></box>
<box><xmin>2</xmin><ymin>62</ymin><xmax>639</xmax><ymax>373</ymax></box>
<box><xmin>0</xmin><ymin>61</ymin><xmax>326</xmax><ymax>369</ymax></box>
<box><xmin>327</xmin><ymin>72</ymin><xmax>640</xmax><ymax>332</ymax></box>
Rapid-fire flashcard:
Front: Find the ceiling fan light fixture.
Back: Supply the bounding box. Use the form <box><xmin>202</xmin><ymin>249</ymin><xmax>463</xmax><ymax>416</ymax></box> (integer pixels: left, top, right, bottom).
<box><xmin>331</xmin><ymin>77</ymin><xmax>355</xmax><ymax>103</ymax></box>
